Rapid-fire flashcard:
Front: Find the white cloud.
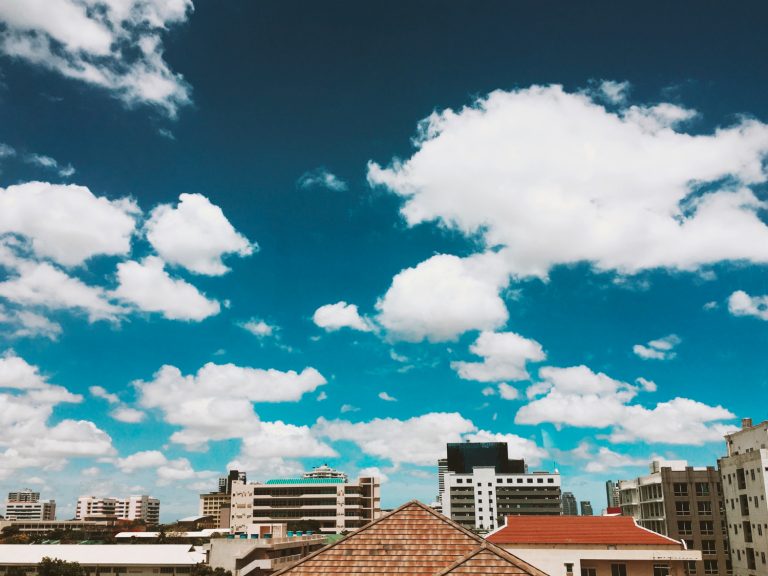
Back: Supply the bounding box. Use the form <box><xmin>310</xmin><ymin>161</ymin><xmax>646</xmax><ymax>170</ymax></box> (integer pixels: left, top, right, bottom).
<box><xmin>135</xmin><ymin>361</ymin><xmax>326</xmax><ymax>449</ymax></box>
<box><xmin>368</xmin><ymin>84</ymin><xmax>768</xmax><ymax>340</ymax></box>
<box><xmin>0</xmin><ymin>0</ymin><xmax>193</xmax><ymax>117</ymax></box>
<box><xmin>89</xmin><ymin>385</ymin><xmax>119</xmax><ymax>404</ymax></box>
<box><xmin>297</xmin><ymin>168</ymin><xmax>348</xmax><ymax>191</ymax></box>
<box><xmin>317</xmin><ymin>391</ymin><xmax>327</xmax><ymax>401</ymax></box>
<box><xmin>113</xmin><ymin>256</ymin><xmax>220</xmax><ymax>321</ymax></box>
<box><xmin>378</xmin><ymin>391</ymin><xmax>397</xmax><ymax>402</ymax></box>
<box><xmin>633</xmin><ymin>334</ymin><xmax>681</xmax><ymax>360</ymax></box>
<box><xmin>572</xmin><ymin>443</ymin><xmax>647</xmax><ymax>473</ymax></box>
<box><xmin>497</xmin><ymin>383</ymin><xmax>519</xmax><ymax>400</ymax></box>
<box><xmin>515</xmin><ymin>364</ymin><xmax>736</xmax><ymax>445</ymax></box>
<box><xmin>340</xmin><ymin>404</ymin><xmax>359</xmax><ymax>413</ymax></box>
<box><xmin>451</xmin><ymin>331</ymin><xmax>546</xmax><ymax>382</ymax></box>
<box><xmin>313</xmin><ymin>301</ymin><xmax>372</xmax><ymax>332</ymax></box>
<box><xmin>728</xmin><ymin>290</ymin><xmax>768</xmax><ymax>321</ymax></box>
<box><xmin>481</xmin><ymin>386</ymin><xmax>496</xmax><ymax>397</ymax></box>
<box><xmin>0</xmin><ymin>142</ymin><xmax>15</xmax><ymax>157</ymax></box>
<box><xmin>315</xmin><ymin>412</ymin><xmax>476</xmax><ymax>466</ymax></box>
<box><xmin>0</xmin><ymin>309</ymin><xmax>62</xmax><ymax>340</ymax></box>
<box><xmin>358</xmin><ymin>466</ymin><xmax>388</xmax><ymax>483</ymax></box>
<box><xmin>376</xmin><ymin>252</ymin><xmax>509</xmax><ymax>342</ymax></box>
<box><xmin>240</xmin><ymin>319</ymin><xmax>275</xmax><ymax>338</ymax></box>
<box><xmin>0</xmin><ymin>260</ymin><xmax>123</xmax><ymax>321</ymax></box>
<box><xmin>156</xmin><ymin>457</ymin><xmax>217</xmax><ymax>486</ymax></box>
<box><xmin>116</xmin><ymin>450</ymin><xmax>167</xmax><ymax>473</ymax></box>
<box><xmin>145</xmin><ymin>193</ymin><xmax>254</xmax><ymax>276</ymax></box>
<box><xmin>703</xmin><ymin>300</ymin><xmax>719</xmax><ymax>311</ymax></box>
<box><xmin>110</xmin><ymin>406</ymin><xmax>146</xmax><ymax>423</ymax></box>
<box><xmin>0</xmin><ymin>353</ymin><xmax>114</xmax><ymax>478</ymax></box>
<box><xmin>24</xmin><ymin>153</ymin><xmax>75</xmax><ymax>178</ymax></box>
<box><xmin>595</xmin><ymin>80</ymin><xmax>630</xmax><ymax>104</ymax></box>
<box><xmin>0</xmin><ymin>181</ymin><xmax>138</xmax><ymax>266</ymax></box>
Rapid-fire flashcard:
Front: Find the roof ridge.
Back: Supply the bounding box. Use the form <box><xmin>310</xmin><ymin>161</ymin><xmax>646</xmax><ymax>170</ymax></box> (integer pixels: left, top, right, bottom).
<box><xmin>434</xmin><ymin>541</ymin><xmax>551</xmax><ymax>576</ymax></box>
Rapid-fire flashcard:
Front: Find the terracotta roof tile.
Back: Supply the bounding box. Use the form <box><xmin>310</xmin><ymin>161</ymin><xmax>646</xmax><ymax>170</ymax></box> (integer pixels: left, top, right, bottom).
<box><xmin>487</xmin><ymin>516</ymin><xmax>682</xmax><ymax>547</ymax></box>
<box><xmin>273</xmin><ymin>501</ymin><xmax>550</xmax><ymax>576</ymax></box>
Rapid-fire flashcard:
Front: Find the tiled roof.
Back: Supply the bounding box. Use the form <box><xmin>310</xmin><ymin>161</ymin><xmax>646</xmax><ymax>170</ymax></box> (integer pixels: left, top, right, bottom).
<box><xmin>265</xmin><ymin>478</ymin><xmax>344</xmax><ymax>484</ymax></box>
<box><xmin>272</xmin><ymin>500</ymin><xmax>550</xmax><ymax>576</ymax></box>
<box><xmin>487</xmin><ymin>516</ymin><xmax>682</xmax><ymax>547</ymax></box>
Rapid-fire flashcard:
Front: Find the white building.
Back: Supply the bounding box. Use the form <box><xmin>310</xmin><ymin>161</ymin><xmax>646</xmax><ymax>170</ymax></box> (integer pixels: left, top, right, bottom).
<box><xmin>618</xmin><ymin>459</ymin><xmax>689</xmax><ymax>535</ymax></box>
<box><xmin>4</xmin><ymin>489</ymin><xmax>55</xmax><ymax>521</ymax></box>
<box><xmin>76</xmin><ymin>495</ymin><xmax>159</xmax><ymax>524</ymax></box>
<box><xmin>441</xmin><ymin>466</ymin><xmax>561</xmax><ymax>532</ymax></box>
<box><xmin>719</xmin><ymin>418</ymin><xmax>768</xmax><ymax>576</ymax></box>
<box><xmin>0</xmin><ymin>545</ymin><xmax>204</xmax><ymax>575</ymax></box>
<box><xmin>230</xmin><ymin>468</ymin><xmax>381</xmax><ymax>534</ymax></box>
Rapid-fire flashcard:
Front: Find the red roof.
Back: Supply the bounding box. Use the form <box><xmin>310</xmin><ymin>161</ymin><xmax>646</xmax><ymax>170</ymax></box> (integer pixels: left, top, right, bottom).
<box><xmin>273</xmin><ymin>501</ymin><xmax>550</xmax><ymax>576</ymax></box>
<box><xmin>486</xmin><ymin>516</ymin><xmax>682</xmax><ymax>548</ymax></box>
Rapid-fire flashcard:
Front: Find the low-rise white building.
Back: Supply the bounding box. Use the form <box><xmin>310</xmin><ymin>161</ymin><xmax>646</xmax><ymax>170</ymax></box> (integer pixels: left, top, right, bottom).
<box><xmin>76</xmin><ymin>495</ymin><xmax>159</xmax><ymax>524</ymax></box>
<box><xmin>0</xmin><ymin>545</ymin><xmax>205</xmax><ymax>575</ymax></box>
<box><xmin>487</xmin><ymin>515</ymin><xmax>701</xmax><ymax>576</ymax></box>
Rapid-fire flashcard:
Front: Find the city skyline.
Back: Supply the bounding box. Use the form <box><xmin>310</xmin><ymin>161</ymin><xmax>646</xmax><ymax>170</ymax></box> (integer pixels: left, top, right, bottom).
<box><xmin>1</xmin><ymin>0</ymin><xmax>768</xmax><ymax>522</ymax></box>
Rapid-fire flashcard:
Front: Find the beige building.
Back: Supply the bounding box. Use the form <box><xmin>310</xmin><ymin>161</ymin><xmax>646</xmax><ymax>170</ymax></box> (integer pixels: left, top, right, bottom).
<box><xmin>4</xmin><ymin>489</ymin><xmax>55</xmax><ymax>521</ymax></box>
<box><xmin>231</xmin><ymin>467</ymin><xmax>381</xmax><ymax>534</ymax></box>
<box><xmin>719</xmin><ymin>418</ymin><xmax>768</xmax><ymax>576</ymax></box>
<box><xmin>487</xmin><ymin>515</ymin><xmax>701</xmax><ymax>576</ymax></box>
<box><xmin>199</xmin><ymin>470</ymin><xmax>246</xmax><ymax>529</ymax></box>
<box><xmin>76</xmin><ymin>495</ymin><xmax>159</xmax><ymax>524</ymax></box>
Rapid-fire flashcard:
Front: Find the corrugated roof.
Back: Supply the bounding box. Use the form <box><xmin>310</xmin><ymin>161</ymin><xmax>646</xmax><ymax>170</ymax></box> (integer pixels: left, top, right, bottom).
<box><xmin>265</xmin><ymin>478</ymin><xmax>344</xmax><ymax>485</ymax></box>
<box><xmin>487</xmin><ymin>516</ymin><xmax>682</xmax><ymax>547</ymax></box>
<box><xmin>272</xmin><ymin>500</ymin><xmax>550</xmax><ymax>576</ymax></box>
<box><xmin>0</xmin><ymin>544</ymin><xmax>206</xmax><ymax>565</ymax></box>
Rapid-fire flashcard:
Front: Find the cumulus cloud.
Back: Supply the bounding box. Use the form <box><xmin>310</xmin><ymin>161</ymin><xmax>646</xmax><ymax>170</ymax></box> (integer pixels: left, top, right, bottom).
<box><xmin>297</xmin><ymin>168</ymin><xmax>348</xmax><ymax>191</ymax></box>
<box><xmin>0</xmin><ymin>260</ymin><xmax>123</xmax><ymax>321</ymax></box>
<box><xmin>89</xmin><ymin>385</ymin><xmax>119</xmax><ymax>404</ymax></box>
<box><xmin>451</xmin><ymin>331</ymin><xmax>545</xmax><ymax>382</ymax></box>
<box><xmin>0</xmin><ymin>309</ymin><xmax>62</xmax><ymax>340</ymax></box>
<box><xmin>463</xmin><ymin>430</ymin><xmax>547</xmax><ymax>466</ymax></box>
<box><xmin>594</xmin><ymin>80</ymin><xmax>630</xmax><ymax>104</ymax></box>
<box><xmin>378</xmin><ymin>391</ymin><xmax>397</xmax><ymax>402</ymax></box>
<box><xmin>110</xmin><ymin>406</ymin><xmax>146</xmax><ymax>423</ymax></box>
<box><xmin>113</xmin><ymin>256</ymin><xmax>221</xmax><ymax>321</ymax></box>
<box><xmin>368</xmin><ymin>84</ymin><xmax>768</xmax><ymax>341</ymax></box>
<box><xmin>0</xmin><ymin>181</ymin><xmax>138</xmax><ymax>266</ymax></box>
<box><xmin>145</xmin><ymin>193</ymin><xmax>254</xmax><ymax>276</ymax></box>
<box><xmin>116</xmin><ymin>450</ymin><xmax>167</xmax><ymax>473</ymax></box>
<box><xmin>571</xmin><ymin>443</ymin><xmax>647</xmax><ymax>472</ymax></box>
<box><xmin>515</xmin><ymin>364</ymin><xmax>736</xmax><ymax>445</ymax></box>
<box><xmin>313</xmin><ymin>301</ymin><xmax>372</xmax><ymax>332</ymax></box>
<box><xmin>633</xmin><ymin>334</ymin><xmax>681</xmax><ymax>360</ymax></box>
<box><xmin>728</xmin><ymin>290</ymin><xmax>768</xmax><ymax>321</ymax></box>
<box><xmin>135</xmin><ymin>361</ymin><xmax>326</xmax><ymax>448</ymax></box>
<box><xmin>497</xmin><ymin>383</ymin><xmax>519</xmax><ymax>400</ymax></box>
<box><xmin>376</xmin><ymin>252</ymin><xmax>509</xmax><ymax>342</ymax></box>
<box><xmin>239</xmin><ymin>319</ymin><xmax>275</xmax><ymax>338</ymax></box>
<box><xmin>0</xmin><ymin>353</ymin><xmax>114</xmax><ymax>478</ymax></box>
<box><xmin>0</xmin><ymin>0</ymin><xmax>193</xmax><ymax>117</ymax></box>
<box><xmin>156</xmin><ymin>457</ymin><xmax>217</xmax><ymax>486</ymax></box>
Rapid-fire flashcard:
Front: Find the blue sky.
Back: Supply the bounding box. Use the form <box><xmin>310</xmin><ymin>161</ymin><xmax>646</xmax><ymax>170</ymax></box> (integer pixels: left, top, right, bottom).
<box><xmin>1</xmin><ymin>0</ymin><xmax>768</xmax><ymax>521</ymax></box>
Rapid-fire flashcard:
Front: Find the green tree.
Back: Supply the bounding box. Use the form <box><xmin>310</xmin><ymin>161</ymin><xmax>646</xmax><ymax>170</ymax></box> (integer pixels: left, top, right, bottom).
<box><xmin>190</xmin><ymin>563</ymin><xmax>232</xmax><ymax>576</ymax></box>
<box><xmin>38</xmin><ymin>557</ymin><xmax>85</xmax><ymax>576</ymax></box>
<box><xmin>6</xmin><ymin>567</ymin><xmax>27</xmax><ymax>576</ymax></box>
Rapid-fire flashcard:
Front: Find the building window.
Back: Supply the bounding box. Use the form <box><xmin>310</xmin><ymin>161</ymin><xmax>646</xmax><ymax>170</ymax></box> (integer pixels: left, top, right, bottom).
<box><xmin>700</xmin><ymin>521</ymin><xmax>714</xmax><ymax>535</ymax></box>
<box><xmin>686</xmin><ymin>561</ymin><xmax>697</xmax><ymax>574</ymax></box>
<box><xmin>548</xmin><ymin>478</ymin><xmax>554</xmax><ymax>483</ymax></box>
<box><xmin>678</xmin><ymin>521</ymin><xmax>692</xmax><ymax>535</ymax></box>
<box><xmin>703</xmin><ymin>561</ymin><xmax>717</xmax><ymax>575</ymax></box>
<box><xmin>697</xmin><ymin>501</ymin><xmax>712</xmax><ymax>515</ymax></box>
<box><xmin>701</xmin><ymin>540</ymin><xmax>716</xmax><ymax>555</ymax></box>
<box><xmin>695</xmin><ymin>483</ymin><xmax>710</xmax><ymax>497</ymax></box>
<box><xmin>611</xmin><ymin>564</ymin><xmax>627</xmax><ymax>576</ymax></box>
<box><xmin>582</xmin><ymin>569</ymin><xmax>596</xmax><ymax>576</ymax></box>
<box><xmin>674</xmin><ymin>483</ymin><xmax>689</xmax><ymax>496</ymax></box>
<box><xmin>654</xmin><ymin>564</ymin><xmax>670</xmax><ymax>576</ymax></box>
<box><xmin>676</xmin><ymin>501</ymin><xmax>691</xmax><ymax>516</ymax></box>
<box><xmin>684</xmin><ymin>540</ymin><xmax>694</xmax><ymax>550</ymax></box>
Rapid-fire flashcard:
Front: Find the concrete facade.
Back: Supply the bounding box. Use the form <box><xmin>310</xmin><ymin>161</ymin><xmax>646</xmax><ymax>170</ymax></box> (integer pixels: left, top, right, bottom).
<box><xmin>719</xmin><ymin>418</ymin><xmax>768</xmax><ymax>576</ymax></box>
<box><xmin>75</xmin><ymin>495</ymin><xmax>159</xmax><ymax>524</ymax></box>
<box><xmin>4</xmin><ymin>489</ymin><xmax>55</xmax><ymax>521</ymax></box>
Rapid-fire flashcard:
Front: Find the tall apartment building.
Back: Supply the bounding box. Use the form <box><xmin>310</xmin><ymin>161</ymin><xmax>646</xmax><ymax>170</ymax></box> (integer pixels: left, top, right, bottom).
<box><xmin>619</xmin><ymin>460</ymin><xmax>730</xmax><ymax>576</ymax></box>
<box><xmin>230</xmin><ymin>466</ymin><xmax>381</xmax><ymax>534</ymax></box>
<box><xmin>200</xmin><ymin>470</ymin><xmax>246</xmax><ymax>528</ymax></box>
<box><xmin>580</xmin><ymin>500</ymin><xmax>593</xmax><ymax>516</ymax></box>
<box><xmin>437</xmin><ymin>458</ymin><xmax>448</xmax><ymax>503</ymax></box>
<box><xmin>562</xmin><ymin>492</ymin><xmax>578</xmax><ymax>515</ymax></box>
<box><xmin>605</xmin><ymin>480</ymin><xmax>620</xmax><ymax>508</ymax></box>
<box><xmin>4</xmin><ymin>490</ymin><xmax>55</xmax><ymax>521</ymax></box>
<box><xmin>719</xmin><ymin>418</ymin><xmax>768</xmax><ymax>576</ymax></box>
<box><xmin>440</xmin><ymin>442</ymin><xmax>561</xmax><ymax>532</ymax></box>
<box><xmin>76</xmin><ymin>495</ymin><xmax>159</xmax><ymax>524</ymax></box>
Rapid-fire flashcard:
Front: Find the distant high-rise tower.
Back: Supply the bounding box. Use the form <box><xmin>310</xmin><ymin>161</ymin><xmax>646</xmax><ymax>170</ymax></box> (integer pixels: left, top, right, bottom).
<box><xmin>580</xmin><ymin>500</ymin><xmax>593</xmax><ymax>516</ymax></box>
<box><xmin>437</xmin><ymin>458</ymin><xmax>448</xmax><ymax>503</ymax></box>
<box><xmin>605</xmin><ymin>480</ymin><xmax>620</xmax><ymax>508</ymax></box>
<box><xmin>562</xmin><ymin>492</ymin><xmax>578</xmax><ymax>515</ymax></box>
